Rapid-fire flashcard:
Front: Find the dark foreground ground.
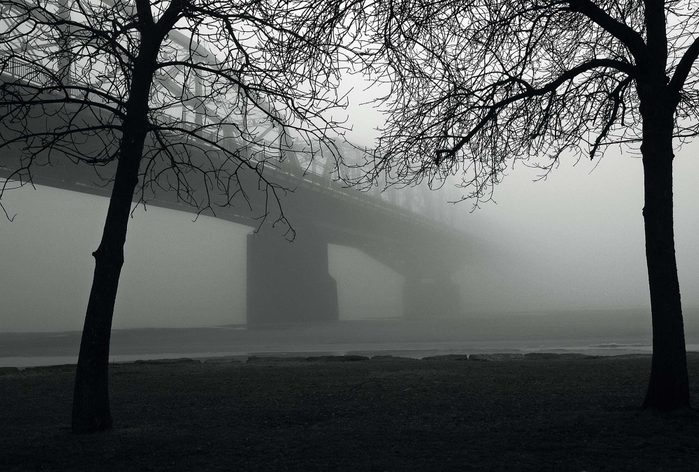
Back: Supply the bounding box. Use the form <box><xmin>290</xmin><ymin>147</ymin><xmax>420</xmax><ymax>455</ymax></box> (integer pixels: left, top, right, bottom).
<box><xmin>1</xmin><ymin>354</ymin><xmax>698</xmax><ymax>471</ymax></box>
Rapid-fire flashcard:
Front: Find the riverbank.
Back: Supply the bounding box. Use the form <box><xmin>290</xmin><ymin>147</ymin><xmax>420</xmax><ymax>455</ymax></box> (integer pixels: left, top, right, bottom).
<box><xmin>2</xmin><ymin>353</ymin><xmax>698</xmax><ymax>471</ymax></box>
<box><xmin>7</xmin><ymin>314</ymin><xmax>699</xmax><ymax>367</ymax></box>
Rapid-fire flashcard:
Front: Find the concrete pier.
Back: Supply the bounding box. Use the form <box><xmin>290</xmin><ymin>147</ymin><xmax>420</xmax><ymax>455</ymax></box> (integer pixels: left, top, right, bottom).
<box><xmin>246</xmin><ymin>230</ymin><xmax>338</xmax><ymax>325</ymax></box>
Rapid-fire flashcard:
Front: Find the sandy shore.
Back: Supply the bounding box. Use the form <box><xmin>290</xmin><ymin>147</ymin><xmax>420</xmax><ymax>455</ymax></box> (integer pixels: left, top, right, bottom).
<box><xmin>1</xmin><ymin>353</ymin><xmax>698</xmax><ymax>471</ymax></box>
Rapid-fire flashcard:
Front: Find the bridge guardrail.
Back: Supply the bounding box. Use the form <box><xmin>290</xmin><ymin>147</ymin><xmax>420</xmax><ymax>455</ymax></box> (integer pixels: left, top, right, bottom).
<box><xmin>0</xmin><ymin>42</ymin><xmax>456</xmax><ymax>231</ymax></box>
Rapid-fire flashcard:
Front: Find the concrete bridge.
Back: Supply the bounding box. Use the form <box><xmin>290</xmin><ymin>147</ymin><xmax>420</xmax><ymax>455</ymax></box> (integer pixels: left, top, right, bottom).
<box><xmin>0</xmin><ymin>5</ymin><xmax>476</xmax><ymax>324</ymax></box>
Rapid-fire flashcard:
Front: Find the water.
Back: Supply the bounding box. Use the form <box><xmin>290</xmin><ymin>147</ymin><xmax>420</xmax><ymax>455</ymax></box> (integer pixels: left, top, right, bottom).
<box><xmin>4</xmin><ymin>317</ymin><xmax>696</xmax><ymax>368</ymax></box>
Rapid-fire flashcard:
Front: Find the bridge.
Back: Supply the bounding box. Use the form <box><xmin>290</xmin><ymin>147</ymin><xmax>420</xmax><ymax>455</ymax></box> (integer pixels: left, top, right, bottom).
<box><xmin>0</xmin><ymin>1</ymin><xmax>476</xmax><ymax>325</ymax></box>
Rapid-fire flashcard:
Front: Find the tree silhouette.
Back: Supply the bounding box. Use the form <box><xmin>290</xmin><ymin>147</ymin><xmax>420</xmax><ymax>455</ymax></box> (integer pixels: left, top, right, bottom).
<box><xmin>0</xmin><ymin>0</ymin><xmax>362</xmax><ymax>432</ymax></box>
<box><xmin>362</xmin><ymin>0</ymin><xmax>699</xmax><ymax>410</ymax></box>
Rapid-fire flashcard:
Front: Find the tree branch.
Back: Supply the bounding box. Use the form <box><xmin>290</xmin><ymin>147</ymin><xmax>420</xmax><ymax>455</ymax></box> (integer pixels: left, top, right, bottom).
<box><xmin>156</xmin><ymin>0</ymin><xmax>187</xmax><ymax>36</ymax></box>
<box><xmin>669</xmin><ymin>36</ymin><xmax>699</xmax><ymax>100</ymax></box>
<box><xmin>441</xmin><ymin>58</ymin><xmax>635</xmax><ymax>159</ymax></box>
<box><xmin>567</xmin><ymin>0</ymin><xmax>646</xmax><ymax>59</ymax></box>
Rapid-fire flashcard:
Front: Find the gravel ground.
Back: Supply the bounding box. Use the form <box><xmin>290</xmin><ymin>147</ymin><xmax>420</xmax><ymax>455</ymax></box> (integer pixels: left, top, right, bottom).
<box><xmin>1</xmin><ymin>353</ymin><xmax>698</xmax><ymax>471</ymax></box>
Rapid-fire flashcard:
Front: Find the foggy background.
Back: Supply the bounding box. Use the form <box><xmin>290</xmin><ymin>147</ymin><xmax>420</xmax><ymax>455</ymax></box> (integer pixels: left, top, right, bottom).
<box><xmin>2</xmin><ymin>144</ymin><xmax>699</xmax><ymax>333</ymax></box>
<box><xmin>2</xmin><ymin>77</ymin><xmax>699</xmax><ymax>335</ymax></box>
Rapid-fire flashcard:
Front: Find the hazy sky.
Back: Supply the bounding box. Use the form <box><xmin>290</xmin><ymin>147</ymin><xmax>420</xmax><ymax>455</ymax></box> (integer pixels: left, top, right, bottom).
<box><xmin>2</xmin><ymin>78</ymin><xmax>699</xmax><ymax>332</ymax></box>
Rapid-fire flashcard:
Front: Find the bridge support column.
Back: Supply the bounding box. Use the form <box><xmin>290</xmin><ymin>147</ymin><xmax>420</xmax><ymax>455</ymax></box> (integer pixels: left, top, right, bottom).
<box><xmin>247</xmin><ymin>230</ymin><xmax>338</xmax><ymax>325</ymax></box>
<box><xmin>403</xmin><ymin>275</ymin><xmax>461</xmax><ymax>319</ymax></box>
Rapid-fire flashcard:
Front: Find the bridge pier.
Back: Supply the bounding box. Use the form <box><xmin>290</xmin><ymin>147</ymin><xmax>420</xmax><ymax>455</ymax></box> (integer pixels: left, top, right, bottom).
<box><xmin>246</xmin><ymin>229</ymin><xmax>338</xmax><ymax>325</ymax></box>
<box><xmin>403</xmin><ymin>274</ymin><xmax>461</xmax><ymax>319</ymax></box>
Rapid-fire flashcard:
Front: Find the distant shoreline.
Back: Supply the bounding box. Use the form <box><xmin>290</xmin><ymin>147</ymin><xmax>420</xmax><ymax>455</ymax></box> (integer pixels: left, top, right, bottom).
<box><xmin>1</xmin><ymin>344</ymin><xmax>685</xmax><ymax>370</ymax></box>
<box><xmin>2</xmin><ymin>315</ymin><xmax>698</xmax><ymax>368</ymax></box>
<box><xmin>0</xmin><ymin>350</ymin><xmax>655</xmax><ymax>372</ymax></box>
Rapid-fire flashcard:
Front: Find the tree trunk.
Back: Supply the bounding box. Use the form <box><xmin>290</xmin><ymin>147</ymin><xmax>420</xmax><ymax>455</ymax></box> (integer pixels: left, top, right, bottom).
<box><xmin>640</xmin><ymin>102</ymin><xmax>690</xmax><ymax>411</ymax></box>
<box><xmin>71</xmin><ymin>57</ymin><xmax>156</xmax><ymax>433</ymax></box>
<box><xmin>71</xmin><ymin>133</ymin><xmax>145</xmax><ymax>432</ymax></box>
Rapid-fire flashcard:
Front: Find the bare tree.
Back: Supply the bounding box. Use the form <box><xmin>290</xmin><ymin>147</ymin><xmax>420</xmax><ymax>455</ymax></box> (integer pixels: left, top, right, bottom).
<box><xmin>0</xmin><ymin>0</ymin><xmax>363</xmax><ymax>432</ymax></box>
<box><xmin>361</xmin><ymin>0</ymin><xmax>699</xmax><ymax>410</ymax></box>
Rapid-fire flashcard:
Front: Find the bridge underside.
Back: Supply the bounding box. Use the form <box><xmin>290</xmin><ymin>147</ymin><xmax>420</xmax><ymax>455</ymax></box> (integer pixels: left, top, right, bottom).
<box><xmin>1</xmin><ymin>166</ymin><xmax>468</xmax><ymax>324</ymax></box>
<box><xmin>0</xmin><ymin>133</ymin><xmax>472</xmax><ymax>325</ymax></box>
<box><xmin>246</xmin><ymin>223</ymin><xmax>465</xmax><ymax>324</ymax></box>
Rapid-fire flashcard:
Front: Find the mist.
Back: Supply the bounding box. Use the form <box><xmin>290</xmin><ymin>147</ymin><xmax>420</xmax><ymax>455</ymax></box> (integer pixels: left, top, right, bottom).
<box><xmin>2</xmin><ymin>138</ymin><xmax>699</xmax><ymax>338</ymax></box>
<box><xmin>3</xmin><ymin>69</ymin><xmax>699</xmax><ymax>345</ymax></box>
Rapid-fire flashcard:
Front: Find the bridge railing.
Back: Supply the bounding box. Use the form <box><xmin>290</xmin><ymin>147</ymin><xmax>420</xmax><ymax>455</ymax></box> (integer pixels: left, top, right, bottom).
<box><xmin>0</xmin><ymin>53</ymin><xmax>59</xmax><ymax>88</ymax></box>
<box><xmin>0</xmin><ymin>5</ymin><xmax>457</xmax><ymax>230</ymax></box>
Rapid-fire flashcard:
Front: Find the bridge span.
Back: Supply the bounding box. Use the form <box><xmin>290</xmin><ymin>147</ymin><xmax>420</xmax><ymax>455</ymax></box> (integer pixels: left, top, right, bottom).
<box><xmin>1</xmin><ymin>117</ymin><xmax>475</xmax><ymax>324</ymax></box>
<box><xmin>0</xmin><ymin>6</ymin><xmax>477</xmax><ymax>324</ymax></box>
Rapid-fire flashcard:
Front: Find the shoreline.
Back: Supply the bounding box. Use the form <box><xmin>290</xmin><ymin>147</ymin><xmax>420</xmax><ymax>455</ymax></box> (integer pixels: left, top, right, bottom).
<box><xmin>2</xmin><ymin>320</ymin><xmax>689</xmax><ymax>368</ymax></box>
<box><xmin>0</xmin><ymin>349</ymin><xmax>669</xmax><ymax>374</ymax></box>
<box><xmin>0</xmin><ymin>345</ymin><xmax>672</xmax><ymax>370</ymax></box>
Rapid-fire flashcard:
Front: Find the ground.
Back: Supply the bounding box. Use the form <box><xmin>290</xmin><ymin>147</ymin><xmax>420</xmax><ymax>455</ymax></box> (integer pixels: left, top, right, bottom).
<box><xmin>1</xmin><ymin>353</ymin><xmax>698</xmax><ymax>471</ymax></box>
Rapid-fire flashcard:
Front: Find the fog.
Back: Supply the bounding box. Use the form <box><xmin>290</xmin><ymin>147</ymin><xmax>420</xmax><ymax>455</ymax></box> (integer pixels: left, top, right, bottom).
<box><xmin>3</xmin><ymin>75</ymin><xmax>699</xmax><ymax>345</ymax></box>
<box><xmin>2</xmin><ymin>140</ymin><xmax>699</xmax><ymax>336</ymax></box>
<box><xmin>0</xmin><ymin>185</ymin><xmax>409</xmax><ymax>331</ymax></box>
